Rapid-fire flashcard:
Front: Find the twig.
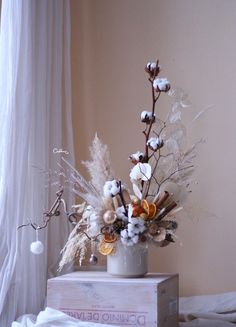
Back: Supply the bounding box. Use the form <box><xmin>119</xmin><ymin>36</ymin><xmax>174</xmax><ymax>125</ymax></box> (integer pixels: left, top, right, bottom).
<box><xmin>118</xmin><ymin>181</ymin><xmax>128</xmax><ymax>216</ymax></box>
<box><xmin>157</xmin><ymin>165</ymin><xmax>194</xmax><ymax>193</ymax></box>
<box><xmin>17</xmin><ymin>188</ymin><xmax>80</xmax><ymax>231</ymax></box>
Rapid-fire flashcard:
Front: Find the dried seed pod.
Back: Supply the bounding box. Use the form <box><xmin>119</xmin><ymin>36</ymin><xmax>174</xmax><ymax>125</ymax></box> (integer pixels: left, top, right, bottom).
<box><xmin>148</xmin><ymin>223</ymin><xmax>160</xmax><ymax>235</ymax></box>
<box><xmin>152</xmin><ymin>228</ymin><xmax>166</xmax><ymax>242</ymax></box>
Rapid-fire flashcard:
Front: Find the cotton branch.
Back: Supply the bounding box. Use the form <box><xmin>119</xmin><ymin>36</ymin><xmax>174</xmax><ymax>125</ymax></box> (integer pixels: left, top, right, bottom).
<box><xmin>143</xmin><ymin>87</ymin><xmax>161</xmax><ymax>163</ymax></box>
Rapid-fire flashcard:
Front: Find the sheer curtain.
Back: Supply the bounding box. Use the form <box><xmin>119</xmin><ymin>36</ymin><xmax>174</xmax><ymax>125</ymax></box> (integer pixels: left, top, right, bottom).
<box><xmin>0</xmin><ymin>0</ymin><xmax>74</xmax><ymax>325</ymax></box>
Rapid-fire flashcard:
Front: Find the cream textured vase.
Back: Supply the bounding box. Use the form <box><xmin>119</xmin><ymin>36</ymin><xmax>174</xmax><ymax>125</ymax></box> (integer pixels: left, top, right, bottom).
<box><xmin>107</xmin><ymin>241</ymin><xmax>148</xmax><ymax>277</ymax></box>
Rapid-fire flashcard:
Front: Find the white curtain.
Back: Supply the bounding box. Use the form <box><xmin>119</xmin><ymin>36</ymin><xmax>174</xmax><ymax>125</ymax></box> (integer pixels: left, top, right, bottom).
<box><xmin>0</xmin><ymin>0</ymin><xmax>74</xmax><ymax>325</ymax></box>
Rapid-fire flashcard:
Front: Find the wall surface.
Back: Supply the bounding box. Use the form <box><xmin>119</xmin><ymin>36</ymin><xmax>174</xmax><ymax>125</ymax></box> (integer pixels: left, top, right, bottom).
<box><xmin>71</xmin><ymin>0</ymin><xmax>236</xmax><ymax>296</ymax></box>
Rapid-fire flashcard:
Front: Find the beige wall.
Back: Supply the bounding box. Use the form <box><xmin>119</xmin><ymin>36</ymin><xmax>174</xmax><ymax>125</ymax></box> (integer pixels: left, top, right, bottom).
<box><xmin>71</xmin><ymin>0</ymin><xmax>236</xmax><ymax>296</ymax></box>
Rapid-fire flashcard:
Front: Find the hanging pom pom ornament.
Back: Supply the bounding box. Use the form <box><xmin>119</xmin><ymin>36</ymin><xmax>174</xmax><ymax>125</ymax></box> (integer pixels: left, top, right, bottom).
<box><xmin>30</xmin><ymin>228</ymin><xmax>44</xmax><ymax>255</ymax></box>
<box><xmin>30</xmin><ymin>241</ymin><xmax>44</xmax><ymax>254</ymax></box>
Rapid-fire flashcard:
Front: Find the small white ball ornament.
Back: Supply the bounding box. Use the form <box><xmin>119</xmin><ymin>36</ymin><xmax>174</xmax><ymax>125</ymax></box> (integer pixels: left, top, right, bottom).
<box><xmin>30</xmin><ymin>240</ymin><xmax>44</xmax><ymax>255</ymax></box>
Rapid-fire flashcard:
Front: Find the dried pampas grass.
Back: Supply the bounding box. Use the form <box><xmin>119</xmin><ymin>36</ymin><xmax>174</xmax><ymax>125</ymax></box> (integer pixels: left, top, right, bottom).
<box><xmin>83</xmin><ymin>134</ymin><xmax>114</xmax><ymax>196</ymax></box>
<box><xmin>58</xmin><ymin>220</ymin><xmax>88</xmax><ymax>271</ymax></box>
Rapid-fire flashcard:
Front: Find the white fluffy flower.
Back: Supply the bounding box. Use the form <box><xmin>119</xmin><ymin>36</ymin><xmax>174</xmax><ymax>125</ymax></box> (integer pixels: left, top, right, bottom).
<box><xmin>153</xmin><ymin>78</ymin><xmax>170</xmax><ymax>92</ymax></box>
<box><xmin>120</xmin><ymin>229</ymin><xmax>139</xmax><ymax>246</ymax></box>
<box><xmin>147</xmin><ymin>62</ymin><xmax>157</xmax><ymax>71</ymax></box>
<box><xmin>147</xmin><ymin>137</ymin><xmax>164</xmax><ymax>151</ymax></box>
<box><xmin>145</xmin><ymin>62</ymin><xmax>160</xmax><ymax>76</ymax></box>
<box><xmin>140</xmin><ymin>111</ymin><xmax>155</xmax><ymax>124</ymax></box>
<box><xmin>128</xmin><ymin>218</ymin><xmax>146</xmax><ymax>236</ymax></box>
<box><xmin>103</xmin><ymin>180</ymin><xmax>121</xmax><ymax>197</ymax></box>
<box><xmin>129</xmin><ymin>151</ymin><xmax>144</xmax><ymax>164</ymax></box>
<box><xmin>130</xmin><ymin>163</ymin><xmax>152</xmax><ymax>182</ymax></box>
<box><xmin>116</xmin><ymin>206</ymin><xmax>128</xmax><ymax>221</ymax></box>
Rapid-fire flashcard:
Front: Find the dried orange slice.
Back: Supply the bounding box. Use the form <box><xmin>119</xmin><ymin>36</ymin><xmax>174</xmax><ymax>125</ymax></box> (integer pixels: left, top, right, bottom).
<box><xmin>98</xmin><ymin>241</ymin><xmax>115</xmax><ymax>255</ymax></box>
<box><xmin>141</xmin><ymin>199</ymin><xmax>150</xmax><ymax>215</ymax></box>
<box><xmin>148</xmin><ymin>203</ymin><xmax>157</xmax><ymax>219</ymax></box>
<box><xmin>103</xmin><ymin>233</ymin><xmax>117</xmax><ymax>243</ymax></box>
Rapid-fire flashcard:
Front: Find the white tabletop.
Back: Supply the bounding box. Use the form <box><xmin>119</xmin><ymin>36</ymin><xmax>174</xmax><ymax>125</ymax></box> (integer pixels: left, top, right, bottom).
<box><xmin>49</xmin><ymin>271</ymin><xmax>178</xmax><ymax>284</ymax></box>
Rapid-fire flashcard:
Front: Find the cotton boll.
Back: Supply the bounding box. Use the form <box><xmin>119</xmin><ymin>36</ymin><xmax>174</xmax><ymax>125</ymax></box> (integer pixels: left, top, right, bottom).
<box><xmin>153</xmin><ymin>78</ymin><xmax>170</xmax><ymax>92</ymax></box>
<box><xmin>145</xmin><ymin>62</ymin><xmax>160</xmax><ymax>78</ymax></box>
<box><xmin>30</xmin><ymin>241</ymin><xmax>44</xmax><ymax>254</ymax></box>
<box><xmin>140</xmin><ymin>111</ymin><xmax>155</xmax><ymax>124</ymax></box>
<box><xmin>147</xmin><ymin>137</ymin><xmax>164</xmax><ymax>151</ymax></box>
<box><xmin>129</xmin><ymin>151</ymin><xmax>144</xmax><ymax>164</ymax></box>
<box><xmin>103</xmin><ymin>180</ymin><xmax>121</xmax><ymax>197</ymax></box>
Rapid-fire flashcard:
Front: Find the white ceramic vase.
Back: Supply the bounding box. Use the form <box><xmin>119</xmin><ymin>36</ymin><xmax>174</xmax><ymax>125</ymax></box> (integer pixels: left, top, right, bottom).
<box><xmin>107</xmin><ymin>241</ymin><xmax>148</xmax><ymax>278</ymax></box>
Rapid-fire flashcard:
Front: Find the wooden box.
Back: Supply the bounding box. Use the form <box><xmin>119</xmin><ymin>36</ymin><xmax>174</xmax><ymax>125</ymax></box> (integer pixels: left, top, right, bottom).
<box><xmin>47</xmin><ymin>271</ymin><xmax>178</xmax><ymax>327</ymax></box>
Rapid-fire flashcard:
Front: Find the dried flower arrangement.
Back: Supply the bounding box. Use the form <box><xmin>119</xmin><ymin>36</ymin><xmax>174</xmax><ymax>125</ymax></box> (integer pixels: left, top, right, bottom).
<box><xmin>19</xmin><ymin>59</ymin><xmax>203</xmax><ymax>269</ymax></box>
<box><xmin>57</xmin><ymin>60</ymin><xmax>202</xmax><ymax>269</ymax></box>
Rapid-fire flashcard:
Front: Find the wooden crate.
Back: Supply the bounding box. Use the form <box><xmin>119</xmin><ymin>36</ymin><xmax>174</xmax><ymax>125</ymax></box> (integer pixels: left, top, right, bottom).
<box><xmin>47</xmin><ymin>271</ymin><xmax>178</xmax><ymax>327</ymax></box>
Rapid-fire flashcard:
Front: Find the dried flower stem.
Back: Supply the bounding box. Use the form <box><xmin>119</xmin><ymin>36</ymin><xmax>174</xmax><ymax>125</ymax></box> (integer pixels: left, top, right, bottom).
<box><xmin>143</xmin><ymin>88</ymin><xmax>161</xmax><ymax>163</ymax></box>
<box><xmin>142</xmin><ymin>60</ymin><xmax>162</xmax><ymax>164</ymax></box>
<box><xmin>143</xmin><ymin>150</ymin><xmax>161</xmax><ymax>198</ymax></box>
<box><xmin>118</xmin><ymin>181</ymin><xmax>128</xmax><ymax>216</ymax></box>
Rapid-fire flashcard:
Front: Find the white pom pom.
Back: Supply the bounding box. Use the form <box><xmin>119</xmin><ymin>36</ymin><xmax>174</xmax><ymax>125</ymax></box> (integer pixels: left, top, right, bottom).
<box><xmin>30</xmin><ymin>241</ymin><xmax>44</xmax><ymax>254</ymax></box>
